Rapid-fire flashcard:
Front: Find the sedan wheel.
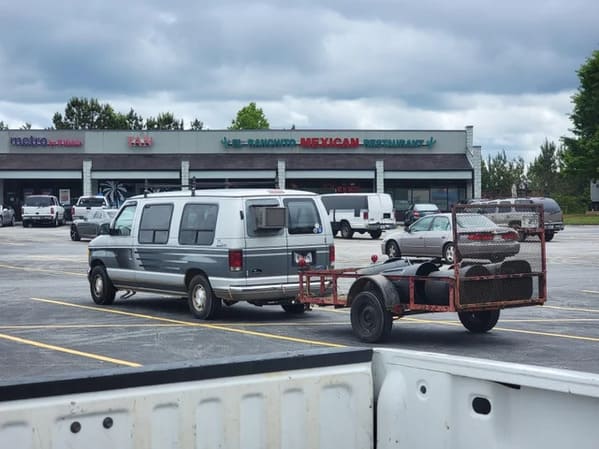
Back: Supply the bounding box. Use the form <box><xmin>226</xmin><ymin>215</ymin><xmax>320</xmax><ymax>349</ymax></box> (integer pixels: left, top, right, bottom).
<box><xmin>443</xmin><ymin>243</ymin><xmax>455</xmax><ymax>264</ymax></box>
<box><xmin>386</xmin><ymin>241</ymin><xmax>401</xmax><ymax>258</ymax></box>
<box><xmin>70</xmin><ymin>226</ymin><xmax>81</xmax><ymax>241</ymax></box>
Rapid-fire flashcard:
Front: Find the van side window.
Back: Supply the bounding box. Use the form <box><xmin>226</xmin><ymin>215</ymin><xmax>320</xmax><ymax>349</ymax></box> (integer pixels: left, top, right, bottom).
<box><xmin>285</xmin><ymin>198</ymin><xmax>322</xmax><ymax>234</ymax></box>
<box><xmin>113</xmin><ymin>203</ymin><xmax>137</xmax><ymax>236</ymax></box>
<box><xmin>498</xmin><ymin>201</ymin><xmax>511</xmax><ymax>213</ymax></box>
<box><xmin>139</xmin><ymin>204</ymin><xmax>173</xmax><ymax>244</ymax></box>
<box><xmin>179</xmin><ymin>204</ymin><xmax>218</xmax><ymax>245</ymax></box>
<box><xmin>321</xmin><ymin>195</ymin><xmax>366</xmax><ymax>217</ymax></box>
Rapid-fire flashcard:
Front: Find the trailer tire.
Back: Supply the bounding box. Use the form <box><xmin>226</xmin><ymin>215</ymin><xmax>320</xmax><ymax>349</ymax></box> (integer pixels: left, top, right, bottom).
<box><xmin>458</xmin><ymin>310</ymin><xmax>500</xmax><ymax>333</ymax></box>
<box><xmin>350</xmin><ymin>290</ymin><xmax>393</xmax><ymax>343</ymax></box>
<box><xmin>281</xmin><ymin>302</ymin><xmax>307</xmax><ymax>314</ymax></box>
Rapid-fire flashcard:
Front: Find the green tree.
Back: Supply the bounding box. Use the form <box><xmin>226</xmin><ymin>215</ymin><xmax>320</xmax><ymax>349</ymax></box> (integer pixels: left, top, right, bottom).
<box><xmin>20</xmin><ymin>122</ymin><xmax>32</xmax><ymax>130</ymax></box>
<box><xmin>53</xmin><ymin>97</ymin><xmax>130</xmax><ymax>129</ymax></box>
<box><xmin>145</xmin><ymin>112</ymin><xmax>184</xmax><ymax>130</ymax></box>
<box><xmin>190</xmin><ymin>119</ymin><xmax>204</xmax><ymax>130</ymax></box>
<box><xmin>527</xmin><ymin>139</ymin><xmax>562</xmax><ymax>196</ymax></box>
<box><xmin>229</xmin><ymin>102</ymin><xmax>270</xmax><ymax>130</ymax></box>
<box><xmin>481</xmin><ymin>150</ymin><xmax>526</xmax><ymax>198</ymax></box>
<box><xmin>562</xmin><ymin>49</ymin><xmax>599</xmax><ymax>182</ymax></box>
<box><xmin>0</xmin><ymin>121</ymin><xmax>8</xmax><ymax>130</ymax></box>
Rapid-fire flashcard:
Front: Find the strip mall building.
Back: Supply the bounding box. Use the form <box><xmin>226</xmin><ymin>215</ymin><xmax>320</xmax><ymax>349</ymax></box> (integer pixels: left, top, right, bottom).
<box><xmin>0</xmin><ymin>126</ymin><xmax>481</xmax><ymax>219</ymax></box>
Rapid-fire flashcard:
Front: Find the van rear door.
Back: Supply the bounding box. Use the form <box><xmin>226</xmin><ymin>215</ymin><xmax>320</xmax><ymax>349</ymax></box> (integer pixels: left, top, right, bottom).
<box><xmin>284</xmin><ymin>197</ymin><xmax>331</xmax><ymax>281</ymax></box>
<box><xmin>244</xmin><ymin>199</ymin><xmax>288</xmax><ymax>285</ymax></box>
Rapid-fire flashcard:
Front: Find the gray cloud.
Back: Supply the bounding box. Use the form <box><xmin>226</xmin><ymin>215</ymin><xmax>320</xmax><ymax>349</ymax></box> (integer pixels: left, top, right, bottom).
<box><xmin>0</xmin><ymin>0</ymin><xmax>596</xmax><ymax>161</ymax></box>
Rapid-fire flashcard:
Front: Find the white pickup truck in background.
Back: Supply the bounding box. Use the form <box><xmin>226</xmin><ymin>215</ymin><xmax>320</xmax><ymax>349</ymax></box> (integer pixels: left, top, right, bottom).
<box><xmin>21</xmin><ymin>195</ymin><xmax>65</xmax><ymax>227</ymax></box>
<box><xmin>71</xmin><ymin>195</ymin><xmax>111</xmax><ymax>220</ymax></box>
<box><xmin>1</xmin><ymin>347</ymin><xmax>598</xmax><ymax>448</ymax></box>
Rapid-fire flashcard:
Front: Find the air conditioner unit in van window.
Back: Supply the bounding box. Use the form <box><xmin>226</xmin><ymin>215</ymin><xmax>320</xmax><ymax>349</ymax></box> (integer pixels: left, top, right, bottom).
<box><xmin>256</xmin><ymin>207</ymin><xmax>286</xmax><ymax>229</ymax></box>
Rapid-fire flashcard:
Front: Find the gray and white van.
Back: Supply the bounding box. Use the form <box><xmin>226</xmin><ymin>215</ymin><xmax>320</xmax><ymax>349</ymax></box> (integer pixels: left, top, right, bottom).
<box><xmin>320</xmin><ymin>193</ymin><xmax>396</xmax><ymax>239</ymax></box>
<box><xmin>88</xmin><ymin>189</ymin><xmax>335</xmax><ymax>319</ymax></box>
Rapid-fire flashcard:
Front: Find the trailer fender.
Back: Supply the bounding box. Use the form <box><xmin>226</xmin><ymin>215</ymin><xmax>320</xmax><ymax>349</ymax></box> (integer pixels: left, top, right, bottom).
<box><xmin>347</xmin><ymin>275</ymin><xmax>401</xmax><ymax>309</ymax></box>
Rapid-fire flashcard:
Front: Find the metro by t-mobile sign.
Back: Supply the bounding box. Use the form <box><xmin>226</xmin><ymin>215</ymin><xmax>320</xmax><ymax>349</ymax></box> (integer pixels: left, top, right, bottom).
<box><xmin>10</xmin><ymin>136</ymin><xmax>82</xmax><ymax>147</ymax></box>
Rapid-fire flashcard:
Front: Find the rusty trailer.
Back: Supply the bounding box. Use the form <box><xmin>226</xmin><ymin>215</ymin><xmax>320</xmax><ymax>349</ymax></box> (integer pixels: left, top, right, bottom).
<box><xmin>297</xmin><ymin>204</ymin><xmax>547</xmax><ymax>343</ymax></box>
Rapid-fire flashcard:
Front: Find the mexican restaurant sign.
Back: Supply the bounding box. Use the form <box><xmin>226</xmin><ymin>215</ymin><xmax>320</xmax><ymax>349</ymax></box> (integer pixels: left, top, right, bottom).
<box><xmin>10</xmin><ymin>136</ymin><xmax>82</xmax><ymax>147</ymax></box>
<box><xmin>221</xmin><ymin>136</ymin><xmax>436</xmax><ymax>149</ymax></box>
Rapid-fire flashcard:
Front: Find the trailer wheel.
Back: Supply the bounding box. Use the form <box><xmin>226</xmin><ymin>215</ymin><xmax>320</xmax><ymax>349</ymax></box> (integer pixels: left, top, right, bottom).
<box><xmin>458</xmin><ymin>310</ymin><xmax>500</xmax><ymax>333</ymax></box>
<box><xmin>350</xmin><ymin>290</ymin><xmax>393</xmax><ymax>343</ymax></box>
<box><xmin>281</xmin><ymin>302</ymin><xmax>307</xmax><ymax>314</ymax></box>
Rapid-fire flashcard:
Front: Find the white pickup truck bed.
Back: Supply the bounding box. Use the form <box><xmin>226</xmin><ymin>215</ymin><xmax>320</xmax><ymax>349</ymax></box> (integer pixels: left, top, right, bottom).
<box><xmin>1</xmin><ymin>348</ymin><xmax>598</xmax><ymax>448</ymax></box>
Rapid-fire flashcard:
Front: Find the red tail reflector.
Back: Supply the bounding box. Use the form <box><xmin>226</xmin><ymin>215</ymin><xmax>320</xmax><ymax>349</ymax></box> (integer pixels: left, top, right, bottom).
<box><xmin>50</xmin><ymin>206</ymin><xmax>55</xmax><ymax>214</ymax></box>
<box><xmin>467</xmin><ymin>233</ymin><xmax>494</xmax><ymax>241</ymax></box>
<box><xmin>228</xmin><ymin>249</ymin><xmax>243</xmax><ymax>272</ymax></box>
<box><xmin>329</xmin><ymin>245</ymin><xmax>336</xmax><ymax>267</ymax></box>
<box><xmin>502</xmin><ymin>232</ymin><xmax>518</xmax><ymax>241</ymax></box>
<box><xmin>363</xmin><ymin>211</ymin><xmax>368</xmax><ymax>219</ymax></box>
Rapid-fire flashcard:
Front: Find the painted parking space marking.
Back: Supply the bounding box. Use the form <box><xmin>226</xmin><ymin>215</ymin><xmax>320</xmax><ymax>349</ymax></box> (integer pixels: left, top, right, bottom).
<box><xmin>30</xmin><ymin>297</ymin><xmax>347</xmax><ymax>348</ymax></box>
<box><xmin>581</xmin><ymin>290</ymin><xmax>599</xmax><ymax>295</ymax></box>
<box><xmin>0</xmin><ymin>332</ymin><xmax>141</xmax><ymax>367</ymax></box>
<box><xmin>0</xmin><ymin>263</ymin><xmax>86</xmax><ymax>277</ymax></box>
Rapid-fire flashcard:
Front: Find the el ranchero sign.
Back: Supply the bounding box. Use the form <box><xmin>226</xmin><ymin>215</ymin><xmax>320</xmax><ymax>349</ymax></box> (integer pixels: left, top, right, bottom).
<box><xmin>221</xmin><ymin>136</ymin><xmax>437</xmax><ymax>149</ymax></box>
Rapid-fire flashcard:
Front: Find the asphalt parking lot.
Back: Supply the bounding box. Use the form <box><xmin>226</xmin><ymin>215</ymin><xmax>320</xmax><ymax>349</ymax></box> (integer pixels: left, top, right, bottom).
<box><xmin>1</xmin><ymin>224</ymin><xmax>599</xmax><ymax>383</ymax></box>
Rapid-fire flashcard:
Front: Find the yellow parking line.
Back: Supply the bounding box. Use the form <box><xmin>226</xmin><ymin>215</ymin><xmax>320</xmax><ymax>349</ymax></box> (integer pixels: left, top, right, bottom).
<box><xmin>0</xmin><ymin>263</ymin><xmax>86</xmax><ymax>277</ymax></box>
<box><xmin>0</xmin><ymin>332</ymin><xmax>141</xmax><ymax>367</ymax></box>
<box><xmin>30</xmin><ymin>298</ymin><xmax>347</xmax><ymax>348</ymax></box>
<box><xmin>0</xmin><ymin>324</ymin><xmax>180</xmax><ymax>330</ymax></box>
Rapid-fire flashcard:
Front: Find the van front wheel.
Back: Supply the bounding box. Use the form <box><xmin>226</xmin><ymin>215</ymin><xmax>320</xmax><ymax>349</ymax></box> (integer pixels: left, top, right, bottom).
<box><xmin>90</xmin><ymin>266</ymin><xmax>116</xmax><ymax>305</ymax></box>
<box><xmin>188</xmin><ymin>275</ymin><xmax>221</xmax><ymax>319</ymax></box>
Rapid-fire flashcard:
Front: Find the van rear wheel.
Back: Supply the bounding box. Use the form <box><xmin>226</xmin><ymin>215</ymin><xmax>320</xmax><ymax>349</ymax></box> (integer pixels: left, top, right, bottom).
<box><xmin>340</xmin><ymin>221</ymin><xmax>354</xmax><ymax>239</ymax></box>
<box><xmin>369</xmin><ymin>230</ymin><xmax>382</xmax><ymax>239</ymax></box>
<box><xmin>188</xmin><ymin>275</ymin><xmax>221</xmax><ymax>319</ymax></box>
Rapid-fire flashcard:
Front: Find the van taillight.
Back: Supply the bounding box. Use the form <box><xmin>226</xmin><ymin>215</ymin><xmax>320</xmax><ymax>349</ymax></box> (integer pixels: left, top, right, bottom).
<box><xmin>50</xmin><ymin>207</ymin><xmax>55</xmax><ymax>214</ymax></box>
<box><xmin>329</xmin><ymin>245</ymin><xmax>335</xmax><ymax>267</ymax></box>
<box><xmin>71</xmin><ymin>206</ymin><xmax>75</xmax><ymax>216</ymax></box>
<box><xmin>363</xmin><ymin>211</ymin><xmax>368</xmax><ymax>219</ymax></box>
<box><xmin>228</xmin><ymin>249</ymin><xmax>243</xmax><ymax>272</ymax></box>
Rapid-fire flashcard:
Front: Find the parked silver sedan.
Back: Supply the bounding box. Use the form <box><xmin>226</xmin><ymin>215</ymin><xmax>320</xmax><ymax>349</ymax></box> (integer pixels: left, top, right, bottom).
<box><xmin>70</xmin><ymin>209</ymin><xmax>118</xmax><ymax>241</ymax></box>
<box><xmin>0</xmin><ymin>205</ymin><xmax>16</xmax><ymax>227</ymax></box>
<box><xmin>381</xmin><ymin>213</ymin><xmax>520</xmax><ymax>264</ymax></box>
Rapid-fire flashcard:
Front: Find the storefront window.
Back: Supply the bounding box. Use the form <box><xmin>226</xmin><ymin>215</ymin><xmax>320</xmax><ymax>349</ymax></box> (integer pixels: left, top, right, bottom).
<box><xmin>431</xmin><ymin>188</ymin><xmax>448</xmax><ymax>211</ymax></box>
<box><xmin>412</xmin><ymin>189</ymin><xmax>430</xmax><ymax>204</ymax></box>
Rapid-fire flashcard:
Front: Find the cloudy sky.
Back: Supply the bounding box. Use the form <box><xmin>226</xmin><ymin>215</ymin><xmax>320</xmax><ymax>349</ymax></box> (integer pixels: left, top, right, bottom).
<box><xmin>1</xmin><ymin>0</ymin><xmax>597</xmax><ymax>163</ymax></box>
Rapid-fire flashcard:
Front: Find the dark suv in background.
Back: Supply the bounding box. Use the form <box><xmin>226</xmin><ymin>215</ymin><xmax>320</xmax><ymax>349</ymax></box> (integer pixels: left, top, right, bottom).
<box><xmin>531</xmin><ymin>197</ymin><xmax>564</xmax><ymax>241</ymax></box>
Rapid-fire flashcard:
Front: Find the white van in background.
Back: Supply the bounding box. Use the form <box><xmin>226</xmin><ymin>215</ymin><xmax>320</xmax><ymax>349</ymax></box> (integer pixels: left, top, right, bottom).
<box><xmin>320</xmin><ymin>193</ymin><xmax>396</xmax><ymax>239</ymax></box>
